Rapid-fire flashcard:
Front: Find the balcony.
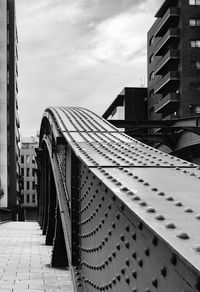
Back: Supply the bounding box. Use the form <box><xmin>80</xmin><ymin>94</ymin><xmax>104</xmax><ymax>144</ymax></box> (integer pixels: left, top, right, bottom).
<box><xmin>154</xmin><ymin>93</ymin><xmax>179</xmax><ymax>114</ymax></box>
<box><xmin>155</xmin><ymin>7</ymin><xmax>179</xmax><ymax>37</ymax></box>
<box><xmin>154</xmin><ymin>28</ymin><xmax>179</xmax><ymax>56</ymax></box>
<box><xmin>154</xmin><ymin>71</ymin><xmax>179</xmax><ymax>94</ymax></box>
<box><xmin>155</xmin><ymin>0</ymin><xmax>176</xmax><ymax>18</ymax></box>
<box><xmin>155</xmin><ymin>49</ymin><xmax>179</xmax><ymax>75</ymax></box>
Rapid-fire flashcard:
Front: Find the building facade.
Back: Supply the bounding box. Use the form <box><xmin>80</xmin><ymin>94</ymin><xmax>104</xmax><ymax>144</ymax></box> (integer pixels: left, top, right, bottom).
<box><xmin>148</xmin><ymin>0</ymin><xmax>200</xmax><ymax>120</ymax></box>
<box><xmin>0</xmin><ymin>0</ymin><xmax>20</xmax><ymax>218</ymax></box>
<box><xmin>20</xmin><ymin>137</ymin><xmax>38</xmax><ymax>219</ymax></box>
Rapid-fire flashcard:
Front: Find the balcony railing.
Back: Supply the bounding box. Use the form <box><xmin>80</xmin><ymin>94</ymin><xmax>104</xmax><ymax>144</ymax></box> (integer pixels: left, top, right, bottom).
<box><xmin>155</xmin><ymin>28</ymin><xmax>179</xmax><ymax>56</ymax></box>
<box><xmin>155</xmin><ymin>49</ymin><xmax>179</xmax><ymax>75</ymax></box>
<box><xmin>154</xmin><ymin>93</ymin><xmax>179</xmax><ymax>114</ymax></box>
<box><xmin>155</xmin><ymin>7</ymin><xmax>179</xmax><ymax>37</ymax></box>
<box><xmin>154</xmin><ymin>71</ymin><xmax>179</xmax><ymax>94</ymax></box>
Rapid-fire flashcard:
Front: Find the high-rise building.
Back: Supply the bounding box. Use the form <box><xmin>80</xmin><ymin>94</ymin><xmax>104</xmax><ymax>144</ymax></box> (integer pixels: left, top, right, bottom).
<box><xmin>0</xmin><ymin>0</ymin><xmax>20</xmax><ymax>219</ymax></box>
<box><xmin>148</xmin><ymin>0</ymin><xmax>200</xmax><ymax>120</ymax></box>
<box><xmin>20</xmin><ymin>137</ymin><xmax>38</xmax><ymax>220</ymax></box>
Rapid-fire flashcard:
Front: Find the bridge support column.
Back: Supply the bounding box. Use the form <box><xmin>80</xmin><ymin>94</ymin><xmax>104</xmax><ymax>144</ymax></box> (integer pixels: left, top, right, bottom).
<box><xmin>45</xmin><ymin>167</ymin><xmax>56</xmax><ymax>245</ymax></box>
<box><xmin>51</xmin><ymin>203</ymin><xmax>68</xmax><ymax>268</ymax></box>
<box><xmin>42</xmin><ymin>157</ymin><xmax>48</xmax><ymax>235</ymax></box>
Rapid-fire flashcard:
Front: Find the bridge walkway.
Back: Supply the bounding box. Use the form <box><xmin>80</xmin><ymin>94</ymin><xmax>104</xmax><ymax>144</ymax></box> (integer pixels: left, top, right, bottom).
<box><xmin>0</xmin><ymin>222</ymin><xmax>74</xmax><ymax>292</ymax></box>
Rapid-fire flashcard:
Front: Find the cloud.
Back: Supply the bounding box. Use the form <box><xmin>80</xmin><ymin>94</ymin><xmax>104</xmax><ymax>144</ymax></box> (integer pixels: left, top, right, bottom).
<box><xmin>16</xmin><ymin>0</ymin><xmax>161</xmax><ymax>136</ymax></box>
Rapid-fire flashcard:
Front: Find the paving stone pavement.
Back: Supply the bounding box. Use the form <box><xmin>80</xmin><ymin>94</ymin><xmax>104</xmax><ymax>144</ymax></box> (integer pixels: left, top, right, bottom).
<box><xmin>0</xmin><ymin>222</ymin><xmax>74</xmax><ymax>292</ymax></box>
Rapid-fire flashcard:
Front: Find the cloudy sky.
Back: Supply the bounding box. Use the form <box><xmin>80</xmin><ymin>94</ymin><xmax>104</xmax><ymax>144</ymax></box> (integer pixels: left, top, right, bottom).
<box><xmin>16</xmin><ymin>0</ymin><xmax>161</xmax><ymax>136</ymax></box>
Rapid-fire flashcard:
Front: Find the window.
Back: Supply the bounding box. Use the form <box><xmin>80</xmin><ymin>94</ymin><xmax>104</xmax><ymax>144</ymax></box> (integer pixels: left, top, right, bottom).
<box><xmin>21</xmin><ymin>168</ymin><xmax>24</xmax><ymax>176</ymax></box>
<box><xmin>190</xmin><ymin>105</ymin><xmax>200</xmax><ymax>113</ymax></box>
<box><xmin>27</xmin><ymin>168</ymin><xmax>29</xmax><ymax>177</ymax></box>
<box><xmin>194</xmin><ymin>105</ymin><xmax>200</xmax><ymax>113</ymax></box>
<box><xmin>27</xmin><ymin>181</ymin><xmax>30</xmax><ymax>190</ymax></box>
<box><xmin>27</xmin><ymin>194</ymin><xmax>30</xmax><ymax>203</ymax></box>
<box><xmin>32</xmin><ymin>195</ymin><xmax>35</xmax><ymax>204</ymax></box>
<box><xmin>191</xmin><ymin>61</ymin><xmax>200</xmax><ymax>69</ymax></box>
<box><xmin>21</xmin><ymin>195</ymin><xmax>24</xmax><ymax>204</ymax></box>
<box><xmin>21</xmin><ymin>155</ymin><xmax>24</xmax><ymax>164</ymax></box>
<box><xmin>32</xmin><ymin>156</ymin><xmax>35</xmax><ymax>163</ymax></box>
<box><xmin>189</xmin><ymin>0</ymin><xmax>200</xmax><ymax>4</ymax></box>
<box><xmin>190</xmin><ymin>82</ymin><xmax>200</xmax><ymax>91</ymax></box>
<box><xmin>32</xmin><ymin>181</ymin><xmax>35</xmax><ymax>189</ymax></box>
<box><xmin>190</xmin><ymin>40</ymin><xmax>200</xmax><ymax>47</ymax></box>
<box><xmin>189</xmin><ymin>19</ymin><xmax>200</xmax><ymax>26</ymax></box>
<box><xmin>26</xmin><ymin>155</ymin><xmax>30</xmax><ymax>163</ymax></box>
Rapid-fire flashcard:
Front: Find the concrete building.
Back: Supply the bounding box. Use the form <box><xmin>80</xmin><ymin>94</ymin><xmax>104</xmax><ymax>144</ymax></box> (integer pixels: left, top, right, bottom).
<box><xmin>148</xmin><ymin>0</ymin><xmax>200</xmax><ymax>120</ymax></box>
<box><xmin>20</xmin><ymin>137</ymin><xmax>38</xmax><ymax>220</ymax></box>
<box><xmin>0</xmin><ymin>0</ymin><xmax>20</xmax><ymax>219</ymax></box>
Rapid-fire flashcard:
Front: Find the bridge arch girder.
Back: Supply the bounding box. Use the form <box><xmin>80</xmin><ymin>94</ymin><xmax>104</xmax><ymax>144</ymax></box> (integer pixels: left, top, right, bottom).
<box><xmin>36</xmin><ymin>106</ymin><xmax>200</xmax><ymax>292</ymax></box>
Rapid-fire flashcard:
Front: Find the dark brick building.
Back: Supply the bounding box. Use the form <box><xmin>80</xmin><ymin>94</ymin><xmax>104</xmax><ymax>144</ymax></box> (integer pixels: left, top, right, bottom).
<box><xmin>148</xmin><ymin>0</ymin><xmax>200</xmax><ymax>120</ymax></box>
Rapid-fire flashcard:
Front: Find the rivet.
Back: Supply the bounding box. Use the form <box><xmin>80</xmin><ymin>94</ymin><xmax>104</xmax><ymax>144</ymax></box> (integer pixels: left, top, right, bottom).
<box><xmin>117</xmin><ymin>274</ymin><xmax>121</xmax><ymax>281</ymax></box>
<box><xmin>196</xmin><ymin>214</ymin><xmax>200</xmax><ymax>220</ymax></box>
<box><xmin>138</xmin><ymin>259</ymin><xmax>143</xmax><ymax>267</ymax></box>
<box><xmin>193</xmin><ymin>245</ymin><xmax>200</xmax><ymax>252</ymax></box>
<box><xmin>132</xmin><ymin>233</ymin><xmax>137</xmax><ymax>241</ymax></box>
<box><xmin>138</xmin><ymin>222</ymin><xmax>143</xmax><ymax>230</ymax></box>
<box><xmin>127</xmin><ymin>191</ymin><xmax>134</xmax><ymax>196</ymax></box>
<box><xmin>140</xmin><ymin>201</ymin><xmax>147</xmax><ymax>206</ymax></box>
<box><xmin>121</xmin><ymin>268</ymin><xmax>125</xmax><ymax>275</ymax></box>
<box><xmin>152</xmin><ymin>236</ymin><xmax>158</xmax><ymax>246</ymax></box>
<box><xmin>125</xmin><ymin>259</ymin><xmax>130</xmax><ymax>266</ymax></box>
<box><xmin>120</xmin><ymin>235</ymin><xmax>125</xmax><ymax>242</ymax></box>
<box><xmin>175</xmin><ymin>202</ymin><xmax>183</xmax><ymax>207</ymax></box>
<box><xmin>132</xmin><ymin>251</ymin><xmax>137</xmax><ymax>259</ymax></box>
<box><xmin>147</xmin><ymin>207</ymin><xmax>156</xmax><ymax>213</ymax></box>
<box><xmin>166</xmin><ymin>196</ymin><xmax>174</xmax><ymax>201</ymax></box>
<box><xmin>177</xmin><ymin>231</ymin><xmax>189</xmax><ymax>240</ymax></box>
<box><xmin>165</xmin><ymin>222</ymin><xmax>176</xmax><ymax>229</ymax></box>
<box><xmin>121</xmin><ymin>204</ymin><xmax>125</xmax><ymax>211</ymax></box>
<box><xmin>143</xmin><ymin>182</ymin><xmax>149</xmax><ymax>186</ymax></box>
<box><xmin>184</xmin><ymin>207</ymin><xmax>193</xmax><ymax>213</ymax></box>
<box><xmin>121</xmin><ymin>187</ymin><xmax>129</xmax><ymax>192</ymax></box>
<box><xmin>170</xmin><ymin>254</ymin><xmax>177</xmax><ymax>265</ymax></box>
<box><xmin>152</xmin><ymin>278</ymin><xmax>158</xmax><ymax>288</ymax></box>
<box><xmin>116</xmin><ymin>244</ymin><xmax>120</xmax><ymax>251</ymax></box>
<box><xmin>125</xmin><ymin>241</ymin><xmax>130</xmax><ymax>249</ymax></box>
<box><xmin>155</xmin><ymin>214</ymin><xmax>165</xmax><ymax>221</ymax></box>
<box><xmin>160</xmin><ymin>266</ymin><xmax>167</xmax><ymax>277</ymax></box>
<box><xmin>125</xmin><ymin>277</ymin><xmax>130</xmax><ymax>284</ymax></box>
<box><xmin>132</xmin><ymin>287</ymin><xmax>137</xmax><ymax>292</ymax></box>
<box><xmin>158</xmin><ymin>192</ymin><xmax>165</xmax><ymax>196</ymax></box>
<box><xmin>145</xmin><ymin>248</ymin><xmax>150</xmax><ymax>257</ymax></box>
<box><xmin>132</xmin><ymin>196</ymin><xmax>140</xmax><ymax>201</ymax></box>
<box><xmin>152</xmin><ymin>187</ymin><xmax>158</xmax><ymax>191</ymax></box>
<box><xmin>132</xmin><ymin>270</ymin><xmax>137</xmax><ymax>278</ymax></box>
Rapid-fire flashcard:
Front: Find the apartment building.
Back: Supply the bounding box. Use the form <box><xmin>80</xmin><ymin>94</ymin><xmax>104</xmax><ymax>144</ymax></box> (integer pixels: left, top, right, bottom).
<box><xmin>20</xmin><ymin>137</ymin><xmax>38</xmax><ymax>215</ymax></box>
<box><xmin>148</xmin><ymin>0</ymin><xmax>200</xmax><ymax>119</ymax></box>
<box><xmin>0</xmin><ymin>0</ymin><xmax>20</xmax><ymax>219</ymax></box>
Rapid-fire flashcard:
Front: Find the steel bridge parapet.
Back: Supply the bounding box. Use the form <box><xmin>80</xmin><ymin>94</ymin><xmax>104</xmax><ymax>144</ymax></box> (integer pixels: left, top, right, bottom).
<box><xmin>37</xmin><ymin>106</ymin><xmax>200</xmax><ymax>292</ymax></box>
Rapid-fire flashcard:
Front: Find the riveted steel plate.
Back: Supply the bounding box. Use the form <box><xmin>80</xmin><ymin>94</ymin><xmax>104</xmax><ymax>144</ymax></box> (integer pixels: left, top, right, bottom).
<box><xmin>91</xmin><ymin>166</ymin><xmax>200</xmax><ymax>274</ymax></box>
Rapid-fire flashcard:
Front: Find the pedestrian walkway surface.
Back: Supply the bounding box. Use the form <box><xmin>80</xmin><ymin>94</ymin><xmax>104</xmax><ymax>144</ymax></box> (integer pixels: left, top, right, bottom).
<box><xmin>0</xmin><ymin>222</ymin><xmax>74</xmax><ymax>291</ymax></box>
